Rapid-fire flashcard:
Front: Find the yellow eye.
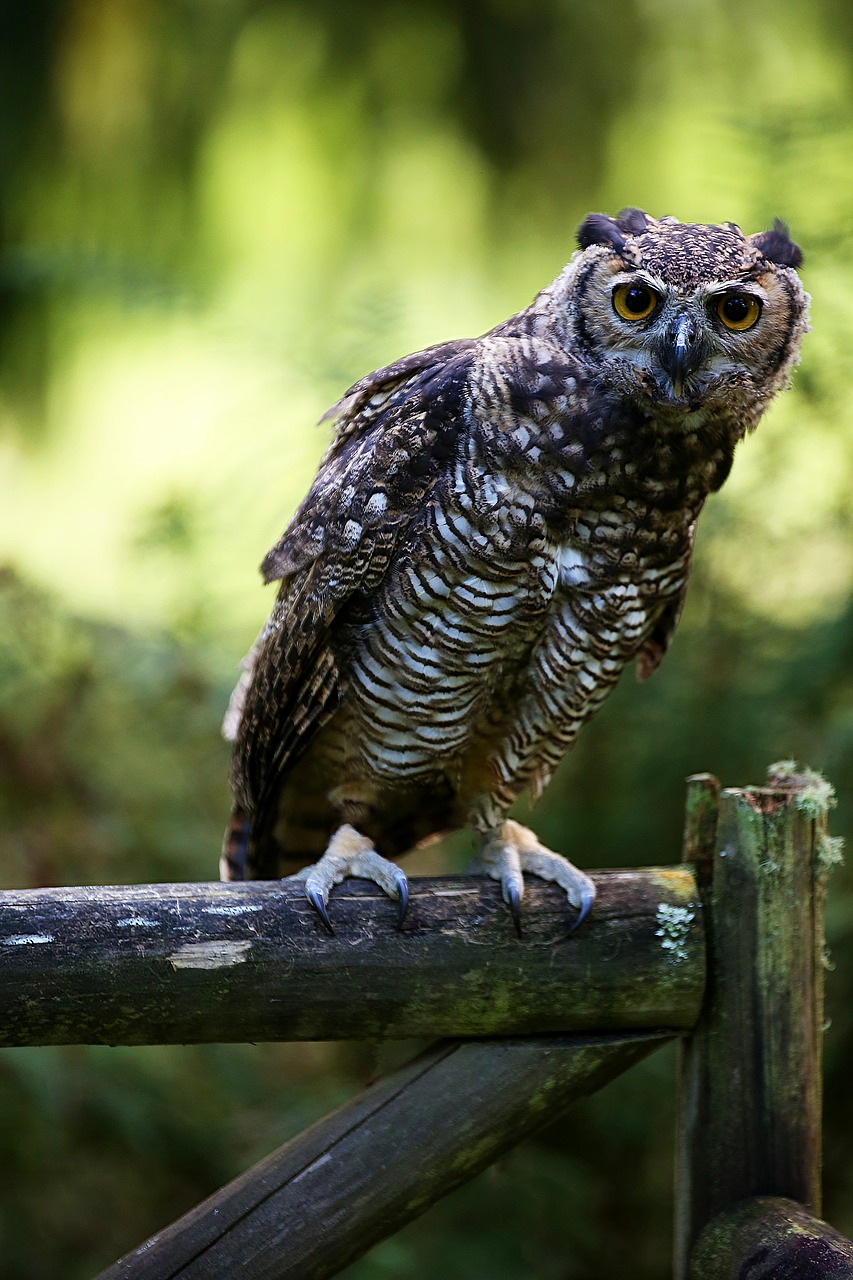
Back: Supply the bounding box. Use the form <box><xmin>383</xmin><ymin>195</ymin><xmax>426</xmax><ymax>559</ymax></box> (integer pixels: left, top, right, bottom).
<box><xmin>716</xmin><ymin>293</ymin><xmax>761</xmax><ymax>331</ymax></box>
<box><xmin>612</xmin><ymin>282</ymin><xmax>660</xmax><ymax>321</ymax></box>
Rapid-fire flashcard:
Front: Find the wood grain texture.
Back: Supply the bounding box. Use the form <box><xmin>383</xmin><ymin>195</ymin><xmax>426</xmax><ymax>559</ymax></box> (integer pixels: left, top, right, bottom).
<box><xmin>0</xmin><ymin>869</ymin><xmax>703</xmax><ymax>1046</ymax></box>
<box><xmin>95</xmin><ymin>1031</ymin><xmax>673</xmax><ymax>1280</ymax></box>
<box><xmin>691</xmin><ymin>1197</ymin><xmax>853</xmax><ymax>1279</ymax></box>
<box><xmin>674</xmin><ymin>780</ymin><xmax>827</xmax><ymax>1280</ymax></box>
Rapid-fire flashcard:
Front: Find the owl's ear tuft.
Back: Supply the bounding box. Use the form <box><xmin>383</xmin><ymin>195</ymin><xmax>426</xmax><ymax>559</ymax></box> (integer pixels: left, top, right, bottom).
<box><xmin>577</xmin><ymin>213</ymin><xmax>627</xmax><ymax>253</ymax></box>
<box><xmin>615</xmin><ymin>207</ymin><xmax>650</xmax><ymax>236</ymax></box>
<box><xmin>751</xmin><ymin>219</ymin><xmax>803</xmax><ymax>269</ymax></box>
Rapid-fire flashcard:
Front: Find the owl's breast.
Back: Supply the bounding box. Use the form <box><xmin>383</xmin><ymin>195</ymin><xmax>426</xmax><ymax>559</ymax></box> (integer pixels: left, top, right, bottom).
<box><xmin>335</xmin><ymin>485</ymin><xmax>555</xmax><ymax>783</ymax></box>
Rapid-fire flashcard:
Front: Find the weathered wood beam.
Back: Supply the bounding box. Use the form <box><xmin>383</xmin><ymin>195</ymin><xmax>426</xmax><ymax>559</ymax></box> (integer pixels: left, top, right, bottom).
<box><xmin>691</xmin><ymin>1197</ymin><xmax>853</xmax><ymax>1279</ymax></box>
<box><xmin>674</xmin><ymin>770</ymin><xmax>833</xmax><ymax>1280</ymax></box>
<box><xmin>96</xmin><ymin>1030</ymin><xmax>673</xmax><ymax>1280</ymax></box>
<box><xmin>0</xmin><ymin>869</ymin><xmax>703</xmax><ymax>1046</ymax></box>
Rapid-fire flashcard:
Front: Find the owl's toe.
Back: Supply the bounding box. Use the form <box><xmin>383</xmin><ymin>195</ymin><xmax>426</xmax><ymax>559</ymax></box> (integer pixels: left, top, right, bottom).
<box><xmin>478</xmin><ymin>819</ymin><xmax>595</xmax><ymax>936</ymax></box>
<box><xmin>290</xmin><ymin>824</ymin><xmax>409</xmax><ymax>934</ymax></box>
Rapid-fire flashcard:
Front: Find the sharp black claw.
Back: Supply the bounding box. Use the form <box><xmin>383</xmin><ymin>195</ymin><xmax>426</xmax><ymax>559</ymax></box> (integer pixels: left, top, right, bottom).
<box><xmin>306</xmin><ymin>885</ymin><xmax>335</xmax><ymax>936</ymax></box>
<box><xmin>567</xmin><ymin>882</ymin><xmax>595</xmax><ymax>935</ymax></box>
<box><xmin>506</xmin><ymin>881</ymin><xmax>523</xmax><ymax>938</ymax></box>
<box><xmin>394</xmin><ymin>872</ymin><xmax>409</xmax><ymax>929</ymax></box>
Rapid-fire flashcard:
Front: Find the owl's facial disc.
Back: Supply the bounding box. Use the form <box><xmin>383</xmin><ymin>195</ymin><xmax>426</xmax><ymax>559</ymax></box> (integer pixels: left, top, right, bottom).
<box><xmin>568</xmin><ymin>212</ymin><xmax>808</xmax><ymax>425</ymax></box>
<box><xmin>649</xmin><ymin>286</ymin><xmax>766</xmax><ymax>404</ymax></box>
<box><xmin>606</xmin><ymin>275</ymin><xmax>713</xmax><ymax>404</ymax></box>
<box><xmin>604</xmin><ymin>270</ymin><xmax>770</xmax><ymax>407</ymax></box>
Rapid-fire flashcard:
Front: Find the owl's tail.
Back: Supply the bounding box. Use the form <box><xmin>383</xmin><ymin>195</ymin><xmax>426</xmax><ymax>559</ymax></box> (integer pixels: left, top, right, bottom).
<box><xmin>220</xmin><ymin>806</ymin><xmax>252</xmax><ymax>882</ymax></box>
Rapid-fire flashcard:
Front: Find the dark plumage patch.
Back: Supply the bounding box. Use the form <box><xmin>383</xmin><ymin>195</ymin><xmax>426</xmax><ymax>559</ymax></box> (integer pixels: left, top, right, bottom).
<box><xmin>752</xmin><ymin>219</ymin><xmax>803</xmax><ymax>269</ymax></box>
<box><xmin>577</xmin><ymin>213</ymin><xmax>628</xmax><ymax>254</ymax></box>
<box><xmin>576</xmin><ymin>208</ymin><xmax>650</xmax><ymax>254</ymax></box>
<box><xmin>571</xmin><ymin>254</ymin><xmax>611</xmax><ymax>360</ymax></box>
<box><xmin>615</xmin><ymin>207</ymin><xmax>650</xmax><ymax>236</ymax></box>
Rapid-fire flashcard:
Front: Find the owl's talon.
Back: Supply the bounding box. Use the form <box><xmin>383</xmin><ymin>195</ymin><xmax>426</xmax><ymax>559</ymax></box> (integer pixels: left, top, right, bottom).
<box><xmin>568</xmin><ymin>881</ymin><xmax>595</xmax><ymax>934</ymax></box>
<box><xmin>394</xmin><ymin>872</ymin><xmax>409</xmax><ymax>929</ymax></box>
<box><xmin>306</xmin><ymin>884</ymin><xmax>335</xmax><ymax>935</ymax></box>
<box><xmin>505</xmin><ymin>879</ymin><xmax>523</xmax><ymax>937</ymax></box>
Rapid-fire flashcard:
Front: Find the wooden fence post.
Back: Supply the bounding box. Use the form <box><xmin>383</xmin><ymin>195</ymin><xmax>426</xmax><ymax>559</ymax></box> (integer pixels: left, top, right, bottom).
<box><xmin>674</xmin><ymin>766</ymin><xmax>837</xmax><ymax>1279</ymax></box>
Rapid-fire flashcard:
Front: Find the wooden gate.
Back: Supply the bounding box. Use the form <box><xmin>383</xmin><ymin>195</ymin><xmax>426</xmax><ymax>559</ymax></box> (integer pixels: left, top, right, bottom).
<box><xmin>1</xmin><ymin>765</ymin><xmax>849</xmax><ymax>1279</ymax></box>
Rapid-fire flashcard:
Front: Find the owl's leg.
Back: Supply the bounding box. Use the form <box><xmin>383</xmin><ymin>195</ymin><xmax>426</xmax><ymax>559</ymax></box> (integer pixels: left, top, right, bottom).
<box><xmin>289</xmin><ymin>824</ymin><xmax>408</xmax><ymax>935</ymax></box>
<box><xmin>478</xmin><ymin>819</ymin><xmax>595</xmax><ymax>937</ymax></box>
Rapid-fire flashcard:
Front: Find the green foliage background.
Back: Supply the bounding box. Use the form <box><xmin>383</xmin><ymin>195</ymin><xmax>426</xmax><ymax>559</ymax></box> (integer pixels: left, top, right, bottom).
<box><xmin>1</xmin><ymin>2</ymin><xmax>851</xmax><ymax>1276</ymax></box>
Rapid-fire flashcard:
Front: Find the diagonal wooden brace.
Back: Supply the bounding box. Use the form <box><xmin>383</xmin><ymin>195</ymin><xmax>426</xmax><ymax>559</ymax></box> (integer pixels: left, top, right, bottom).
<box><xmin>96</xmin><ymin>1031</ymin><xmax>673</xmax><ymax>1280</ymax></box>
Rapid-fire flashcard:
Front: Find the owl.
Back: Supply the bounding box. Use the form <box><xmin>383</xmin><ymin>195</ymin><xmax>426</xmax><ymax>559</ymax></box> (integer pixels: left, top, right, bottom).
<box><xmin>222</xmin><ymin>209</ymin><xmax>808</xmax><ymax>934</ymax></box>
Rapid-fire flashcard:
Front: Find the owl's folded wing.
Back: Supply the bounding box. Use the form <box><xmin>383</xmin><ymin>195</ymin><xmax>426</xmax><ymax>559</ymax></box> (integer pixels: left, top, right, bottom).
<box><xmin>228</xmin><ymin>339</ymin><xmax>479</xmax><ymax>821</ymax></box>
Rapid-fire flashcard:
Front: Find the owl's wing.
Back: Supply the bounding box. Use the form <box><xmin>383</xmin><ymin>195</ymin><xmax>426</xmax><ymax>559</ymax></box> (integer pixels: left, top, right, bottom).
<box><xmin>229</xmin><ymin>338</ymin><xmax>479</xmax><ymax>823</ymax></box>
<box><xmin>634</xmin><ymin>522</ymin><xmax>696</xmax><ymax>680</ymax></box>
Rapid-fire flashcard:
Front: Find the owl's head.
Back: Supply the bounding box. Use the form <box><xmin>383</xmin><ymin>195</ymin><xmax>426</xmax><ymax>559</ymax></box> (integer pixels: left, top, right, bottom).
<box><xmin>553</xmin><ymin>208</ymin><xmax>808</xmax><ymax>426</ymax></box>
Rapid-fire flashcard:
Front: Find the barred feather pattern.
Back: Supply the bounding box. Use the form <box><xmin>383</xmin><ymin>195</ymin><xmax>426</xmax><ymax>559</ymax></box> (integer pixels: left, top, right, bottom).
<box><xmin>224</xmin><ymin>212</ymin><xmax>808</xmax><ymax>879</ymax></box>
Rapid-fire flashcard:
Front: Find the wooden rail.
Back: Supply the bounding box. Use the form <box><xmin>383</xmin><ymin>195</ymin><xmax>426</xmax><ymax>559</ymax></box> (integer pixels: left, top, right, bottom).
<box><xmin>0</xmin><ymin>868</ymin><xmax>703</xmax><ymax>1045</ymax></box>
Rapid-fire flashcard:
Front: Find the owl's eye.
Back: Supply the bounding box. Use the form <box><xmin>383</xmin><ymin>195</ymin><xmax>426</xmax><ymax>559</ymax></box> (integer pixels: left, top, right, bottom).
<box><xmin>716</xmin><ymin>293</ymin><xmax>761</xmax><ymax>331</ymax></box>
<box><xmin>612</xmin><ymin>283</ymin><xmax>660</xmax><ymax>321</ymax></box>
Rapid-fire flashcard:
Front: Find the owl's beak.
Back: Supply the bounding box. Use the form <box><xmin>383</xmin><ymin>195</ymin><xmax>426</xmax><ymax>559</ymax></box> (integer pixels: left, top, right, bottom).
<box><xmin>659</xmin><ymin>312</ymin><xmax>702</xmax><ymax>399</ymax></box>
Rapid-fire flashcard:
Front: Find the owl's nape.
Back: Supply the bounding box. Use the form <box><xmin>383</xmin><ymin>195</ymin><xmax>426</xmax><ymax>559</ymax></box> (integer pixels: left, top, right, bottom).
<box><xmin>223</xmin><ymin>208</ymin><xmax>807</xmax><ymax>939</ymax></box>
